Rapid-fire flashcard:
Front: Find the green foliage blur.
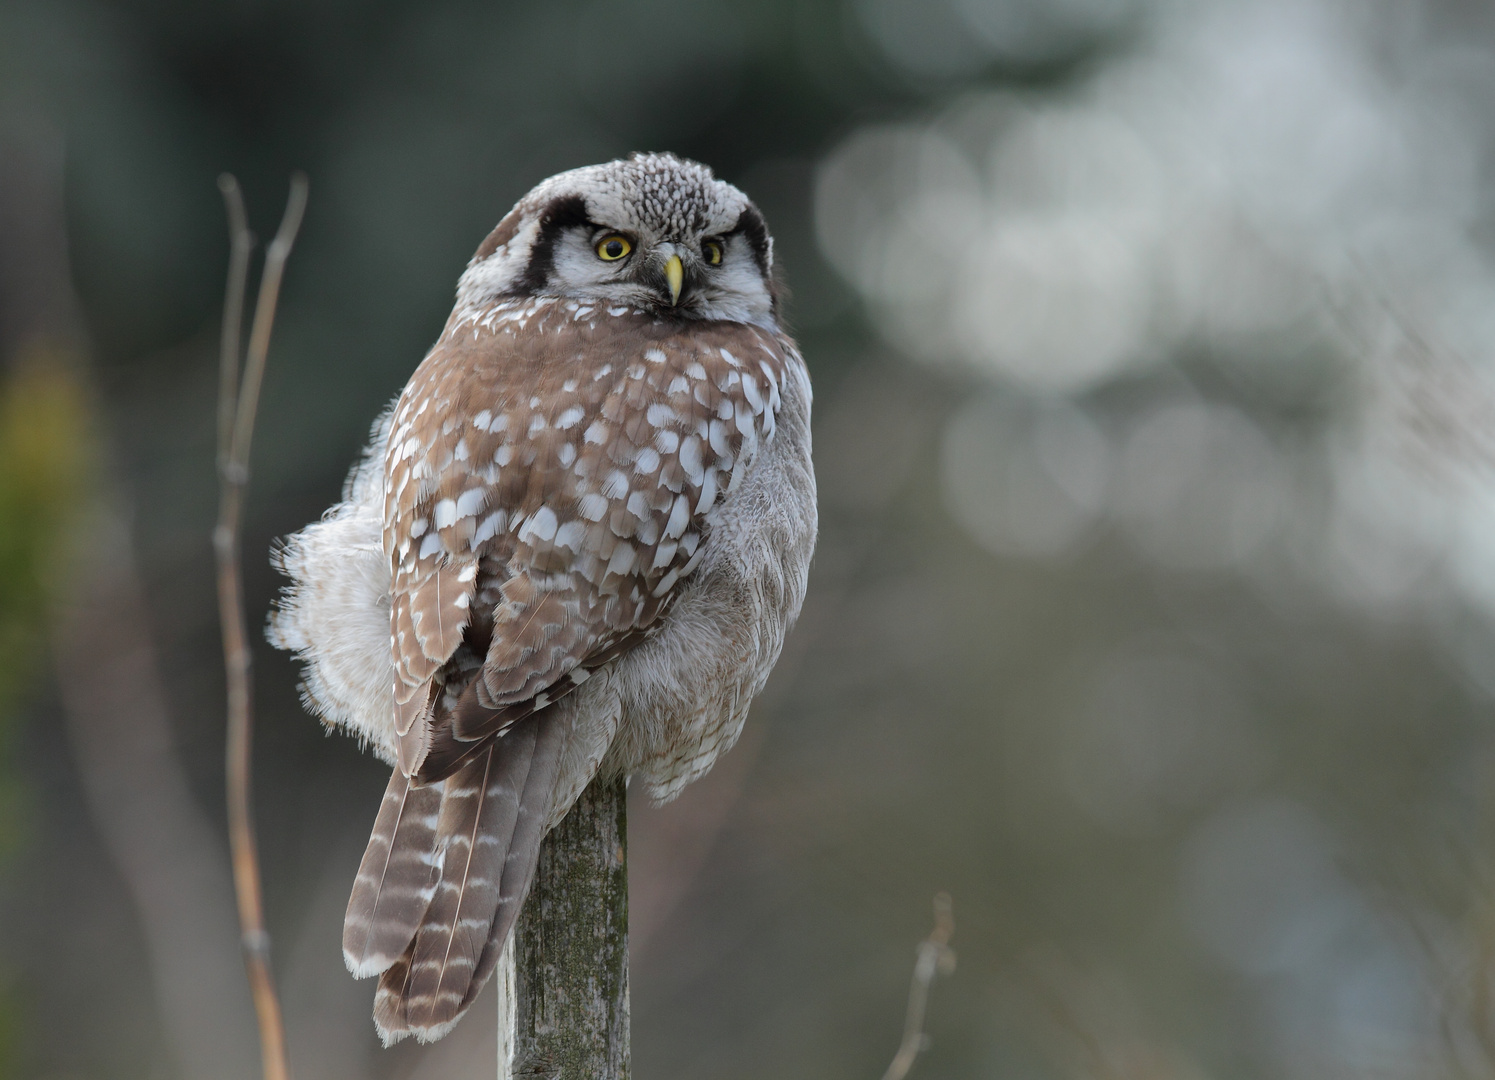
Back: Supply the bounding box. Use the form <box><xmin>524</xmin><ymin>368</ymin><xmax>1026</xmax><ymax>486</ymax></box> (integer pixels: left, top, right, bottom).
<box><xmin>0</xmin><ymin>357</ymin><xmax>91</xmax><ymax>719</ymax></box>
<box><xmin>0</xmin><ymin>352</ymin><xmax>92</xmax><ymax>1078</ymax></box>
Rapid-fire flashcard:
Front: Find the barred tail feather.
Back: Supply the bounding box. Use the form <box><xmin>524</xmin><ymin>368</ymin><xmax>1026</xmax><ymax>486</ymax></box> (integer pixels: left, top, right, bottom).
<box><xmin>452</xmin><ymin>708</ymin><xmax>566</xmax><ymax>1020</ymax></box>
<box><xmin>343</xmin><ymin>769</ymin><xmax>444</xmax><ymax>977</ymax></box>
<box><xmin>387</xmin><ymin>743</ymin><xmax>516</xmax><ymax>1036</ymax></box>
<box><xmin>371</xmin><ymin>712</ymin><xmax>566</xmax><ymax>1045</ymax></box>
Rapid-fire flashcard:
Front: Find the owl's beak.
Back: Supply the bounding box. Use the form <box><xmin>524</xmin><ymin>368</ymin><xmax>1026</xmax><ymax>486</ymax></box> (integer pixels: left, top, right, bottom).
<box><xmin>663</xmin><ymin>254</ymin><xmax>683</xmax><ymax>307</ymax></box>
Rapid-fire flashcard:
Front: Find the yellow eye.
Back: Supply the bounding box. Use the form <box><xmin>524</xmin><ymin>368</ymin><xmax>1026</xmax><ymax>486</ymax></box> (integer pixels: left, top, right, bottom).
<box><xmin>595</xmin><ymin>234</ymin><xmax>632</xmax><ymax>261</ymax></box>
<box><xmin>702</xmin><ymin>239</ymin><xmax>724</xmax><ymax>266</ymax></box>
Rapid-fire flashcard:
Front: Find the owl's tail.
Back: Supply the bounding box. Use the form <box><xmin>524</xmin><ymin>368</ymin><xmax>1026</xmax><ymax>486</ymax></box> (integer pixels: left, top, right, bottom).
<box><xmin>341</xmin><ymin>712</ymin><xmax>566</xmax><ymax>1045</ymax></box>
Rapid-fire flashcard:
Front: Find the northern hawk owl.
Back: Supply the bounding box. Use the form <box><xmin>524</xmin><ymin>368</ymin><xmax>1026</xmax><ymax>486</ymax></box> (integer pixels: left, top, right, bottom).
<box><xmin>268</xmin><ymin>153</ymin><xmax>817</xmax><ymax>1043</ymax></box>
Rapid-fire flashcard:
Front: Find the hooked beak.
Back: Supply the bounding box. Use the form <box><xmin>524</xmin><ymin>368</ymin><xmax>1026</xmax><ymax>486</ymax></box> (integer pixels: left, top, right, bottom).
<box><xmin>663</xmin><ymin>254</ymin><xmax>683</xmax><ymax>307</ymax></box>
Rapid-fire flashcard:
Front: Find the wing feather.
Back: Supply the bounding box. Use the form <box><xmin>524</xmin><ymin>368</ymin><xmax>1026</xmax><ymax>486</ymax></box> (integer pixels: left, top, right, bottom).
<box><xmin>383</xmin><ymin>308</ymin><xmax>791</xmax><ymax>777</ymax></box>
<box><xmin>393</xmin><ymin>682</ymin><xmax>436</xmax><ymax>776</ymax></box>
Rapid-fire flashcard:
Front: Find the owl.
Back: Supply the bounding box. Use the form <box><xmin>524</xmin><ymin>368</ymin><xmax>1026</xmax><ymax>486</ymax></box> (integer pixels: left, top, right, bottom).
<box><xmin>268</xmin><ymin>153</ymin><xmax>816</xmax><ymax>1044</ymax></box>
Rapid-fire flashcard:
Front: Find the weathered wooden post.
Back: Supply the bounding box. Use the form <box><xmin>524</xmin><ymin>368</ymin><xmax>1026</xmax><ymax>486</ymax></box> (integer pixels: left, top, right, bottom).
<box><xmin>499</xmin><ymin>774</ymin><xmax>629</xmax><ymax>1079</ymax></box>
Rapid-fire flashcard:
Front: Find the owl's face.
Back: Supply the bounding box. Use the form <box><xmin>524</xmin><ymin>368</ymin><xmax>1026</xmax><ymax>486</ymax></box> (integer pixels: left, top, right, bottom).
<box><xmin>456</xmin><ymin>153</ymin><xmax>777</xmax><ymax>327</ymax></box>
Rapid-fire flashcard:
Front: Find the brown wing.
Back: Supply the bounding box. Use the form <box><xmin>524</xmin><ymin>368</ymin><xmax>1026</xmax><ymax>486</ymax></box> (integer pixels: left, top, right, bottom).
<box><xmin>381</xmin><ymin>296</ymin><xmax>794</xmax><ymax>779</ymax></box>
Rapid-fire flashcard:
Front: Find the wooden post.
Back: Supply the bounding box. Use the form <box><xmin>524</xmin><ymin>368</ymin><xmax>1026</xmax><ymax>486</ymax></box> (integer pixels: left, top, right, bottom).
<box><xmin>501</xmin><ymin>773</ymin><xmax>630</xmax><ymax>1079</ymax></box>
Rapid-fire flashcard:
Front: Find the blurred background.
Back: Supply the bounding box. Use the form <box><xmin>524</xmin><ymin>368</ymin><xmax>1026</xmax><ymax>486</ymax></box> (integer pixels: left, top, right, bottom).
<box><xmin>5</xmin><ymin>0</ymin><xmax>1495</xmax><ymax>1077</ymax></box>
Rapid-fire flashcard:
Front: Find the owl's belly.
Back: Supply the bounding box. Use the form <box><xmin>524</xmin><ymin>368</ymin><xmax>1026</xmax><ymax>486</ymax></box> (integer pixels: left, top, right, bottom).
<box><xmin>602</xmin><ymin>366</ymin><xmax>816</xmax><ymax>802</ymax></box>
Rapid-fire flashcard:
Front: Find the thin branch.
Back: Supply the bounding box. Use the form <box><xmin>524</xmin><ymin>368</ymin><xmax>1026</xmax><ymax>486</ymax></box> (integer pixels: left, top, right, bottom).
<box><xmin>215</xmin><ymin>172</ymin><xmax>308</xmax><ymax>1080</ymax></box>
<box><xmin>216</xmin><ymin>176</ymin><xmax>253</xmax><ymax>468</ymax></box>
<box><xmin>881</xmin><ymin>893</ymin><xmax>956</xmax><ymax>1080</ymax></box>
<box><xmin>230</xmin><ymin>176</ymin><xmax>308</xmax><ymax>477</ymax></box>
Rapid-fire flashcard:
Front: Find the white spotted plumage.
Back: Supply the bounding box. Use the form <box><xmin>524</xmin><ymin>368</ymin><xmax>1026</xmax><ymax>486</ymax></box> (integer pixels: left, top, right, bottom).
<box><xmin>268</xmin><ymin>153</ymin><xmax>815</xmax><ymax>1045</ymax></box>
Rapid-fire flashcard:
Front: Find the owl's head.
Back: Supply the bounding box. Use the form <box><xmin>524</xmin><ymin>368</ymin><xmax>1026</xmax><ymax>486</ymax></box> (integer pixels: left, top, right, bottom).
<box><xmin>456</xmin><ymin>153</ymin><xmax>777</xmax><ymax>327</ymax></box>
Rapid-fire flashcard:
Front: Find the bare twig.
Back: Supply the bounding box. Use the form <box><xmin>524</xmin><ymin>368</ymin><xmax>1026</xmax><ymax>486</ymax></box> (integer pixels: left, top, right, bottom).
<box><xmin>215</xmin><ymin>172</ymin><xmax>308</xmax><ymax>1080</ymax></box>
<box><xmin>881</xmin><ymin>893</ymin><xmax>956</xmax><ymax>1080</ymax></box>
<box><xmin>217</xmin><ymin>178</ymin><xmax>253</xmax><ymax>471</ymax></box>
